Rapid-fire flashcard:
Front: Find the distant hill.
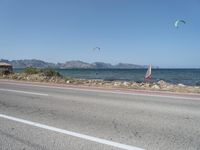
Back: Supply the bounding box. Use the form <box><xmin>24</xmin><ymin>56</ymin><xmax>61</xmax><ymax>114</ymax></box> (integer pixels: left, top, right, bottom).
<box><xmin>114</xmin><ymin>63</ymin><xmax>145</xmax><ymax>69</ymax></box>
<box><xmin>0</xmin><ymin>59</ymin><xmax>151</xmax><ymax>69</ymax></box>
<box><xmin>58</xmin><ymin>61</ymin><xmax>91</xmax><ymax>69</ymax></box>
<box><xmin>0</xmin><ymin>59</ymin><xmax>56</xmax><ymax>68</ymax></box>
<box><xmin>91</xmin><ymin>62</ymin><xmax>113</xmax><ymax>69</ymax></box>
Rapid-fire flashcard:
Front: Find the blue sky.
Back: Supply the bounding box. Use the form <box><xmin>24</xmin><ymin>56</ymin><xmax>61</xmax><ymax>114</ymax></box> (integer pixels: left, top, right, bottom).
<box><xmin>0</xmin><ymin>0</ymin><xmax>200</xmax><ymax>68</ymax></box>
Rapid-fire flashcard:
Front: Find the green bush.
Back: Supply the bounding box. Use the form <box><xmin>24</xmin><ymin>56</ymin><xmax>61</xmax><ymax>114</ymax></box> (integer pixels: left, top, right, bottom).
<box><xmin>41</xmin><ymin>68</ymin><xmax>61</xmax><ymax>77</ymax></box>
<box><xmin>64</xmin><ymin>76</ymin><xmax>74</xmax><ymax>81</ymax></box>
<box><xmin>24</xmin><ymin>67</ymin><xmax>61</xmax><ymax>77</ymax></box>
<box><xmin>24</xmin><ymin>67</ymin><xmax>40</xmax><ymax>74</ymax></box>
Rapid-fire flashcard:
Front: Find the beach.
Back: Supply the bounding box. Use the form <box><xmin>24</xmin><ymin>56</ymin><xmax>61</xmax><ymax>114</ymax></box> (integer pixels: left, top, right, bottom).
<box><xmin>14</xmin><ymin>68</ymin><xmax>200</xmax><ymax>86</ymax></box>
<box><xmin>1</xmin><ymin>71</ymin><xmax>200</xmax><ymax>94</ymax></box>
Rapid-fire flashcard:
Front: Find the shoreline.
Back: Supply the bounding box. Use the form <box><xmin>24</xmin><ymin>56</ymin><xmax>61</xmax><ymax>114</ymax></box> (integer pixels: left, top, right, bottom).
<box><xmin>13</xmin><ymin>68</ymin><xmax>200</xmax><ymax>86</ymax></box>
<box><xmin>0</xmin><ymin>72</ymin><xmax>200</xmax><ymax>94</ymax></box>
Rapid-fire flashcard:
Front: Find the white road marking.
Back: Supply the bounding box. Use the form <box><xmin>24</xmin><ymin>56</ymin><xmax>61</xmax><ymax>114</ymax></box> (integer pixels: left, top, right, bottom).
<box><xmin>0</xmin><ymin>80</ymin><xmax>200</xmax><ymax>100</ymax></box>
<box><xmin>0</xmin><ymin>88</ymin><xmax>48</xmax><ymax>96</ymax></box>
<box><xmin>0</xmin><ymin>114</ymin><xmax>144</xmax><ymax>150</ymax></box>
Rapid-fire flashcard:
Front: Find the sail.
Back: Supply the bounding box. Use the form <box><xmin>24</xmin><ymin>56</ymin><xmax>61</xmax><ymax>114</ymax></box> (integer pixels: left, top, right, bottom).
<box><xmin>145</xmin><ymin>65</ymin><xmax>152</xmax><ymax>79</ymax></box>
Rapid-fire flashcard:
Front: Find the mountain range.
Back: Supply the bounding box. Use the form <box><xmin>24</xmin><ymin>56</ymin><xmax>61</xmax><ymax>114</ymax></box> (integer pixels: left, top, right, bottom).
<box><xmin>0</xmin><ymin>59</ymin><xmax>151</xmax><ymax>69</ymax></box>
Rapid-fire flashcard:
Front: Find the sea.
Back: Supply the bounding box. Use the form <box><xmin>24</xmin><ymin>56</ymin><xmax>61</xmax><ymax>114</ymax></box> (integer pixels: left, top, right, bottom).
<box><xmin>13</xmin><ymin>69</ymin><xmax>200</xmax><ymax>86</ymax></box>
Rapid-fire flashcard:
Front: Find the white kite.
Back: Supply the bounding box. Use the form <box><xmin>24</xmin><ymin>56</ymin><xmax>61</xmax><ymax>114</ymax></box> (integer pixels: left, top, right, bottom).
<box><xmin>93</xmin><ymin>47</ymin><xmax>100</xmax><ymax>51</ymax></box>
<box><xmin>174</xmin><ymin>20</ymin><xmax>186</xmax><ymax>28</ymax></box>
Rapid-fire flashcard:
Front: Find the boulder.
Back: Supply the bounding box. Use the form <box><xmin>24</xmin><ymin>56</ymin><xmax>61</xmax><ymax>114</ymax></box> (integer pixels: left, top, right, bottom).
<box><xmin>113</xmin><ymin>81</ymin><xmax>121</xmax><ymax>86</ymax></box>
<box><xmin>178</xmin><ymin>83</ymin><xmax>185</xmax><ymax>87</ymax></box>
<box><xmin>157</xmin><ymin>80</ymin><xmax>167</xmax><ymax>85</ymax></box>
<box><xmin>151</xmin><ymin>84</ymin><xmax>160</xmax><ymax>90</ymax></box>
<box><xmin>65</xmin><ymin>80</ymin><xmax>70</xmax><ymax>84</ymax></box>
<box><xmin>123</xmin><ymin>81</ymin><xmax>130</xmax><ymax>86</ymax></box>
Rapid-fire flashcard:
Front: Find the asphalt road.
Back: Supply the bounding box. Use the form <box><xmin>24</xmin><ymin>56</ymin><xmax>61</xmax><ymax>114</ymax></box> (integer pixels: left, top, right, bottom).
<box><xmin>0</xmin><ymin>80</ymin><xmax>200</xmax><ymax>150</ymax></box>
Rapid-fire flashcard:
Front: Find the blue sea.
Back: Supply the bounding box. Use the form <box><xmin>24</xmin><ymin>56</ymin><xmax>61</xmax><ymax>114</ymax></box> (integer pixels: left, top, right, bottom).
<box><xmin>14</xmin><ymin>69</ymin><xmax>200</xmax><ymax>86</ymax></box>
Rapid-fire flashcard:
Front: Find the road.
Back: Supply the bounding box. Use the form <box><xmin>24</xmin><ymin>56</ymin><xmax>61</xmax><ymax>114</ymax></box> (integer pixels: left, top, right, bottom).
<box><xmin>0</xmin><ymin>79</ymin><xmax>200</xmax><ymax>150</ymax></box>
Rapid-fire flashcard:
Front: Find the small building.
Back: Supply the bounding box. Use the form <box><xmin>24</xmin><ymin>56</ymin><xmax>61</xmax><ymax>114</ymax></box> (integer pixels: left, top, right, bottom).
<box><xmin>0</xmin><ymin>62</ymin><xmax>13</xmax><ymax>74</ymax></box>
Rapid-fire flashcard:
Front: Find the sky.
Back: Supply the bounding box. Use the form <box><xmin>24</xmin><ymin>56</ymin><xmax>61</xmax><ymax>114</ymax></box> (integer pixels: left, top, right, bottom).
<box><xmin>0</xmin><ymin>0</ymin><xmax>200</xmax><ymax>68</ymax></box>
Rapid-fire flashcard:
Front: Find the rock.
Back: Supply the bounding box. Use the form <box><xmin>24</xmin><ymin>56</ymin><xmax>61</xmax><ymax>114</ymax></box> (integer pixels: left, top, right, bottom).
<box><xmin>165</xmin><ymin>85</ymin><xmax>174</xmax><ymax>89</ymax></box>
<box><xmin>113</xmin><ymin>82</ymin><xmax>121</xmax><ymax>86</ymax></box>
<box><xmin>98</xmin><ymin>82</ymin><xmax>103</xmax><ymax>85</ymax></box>
<box><xmin>66</xmin><ymin>80</ymin><xmax>70</xmax><ymax>84</ymax></box>
<box><xmin>92</xmin><ymin>82</ymin><xmax>97</xmax><ymax>85</ymax></box>
<box><xmin>123</xmin><ymin>81</ymin><xmax>130</xmax><ymax>86</ymax></box>
<box><xmin>144</xmin><ymin>83</ymin><xmax>150</xmax><ymax>88</ymax></box>
<box><xmin>151</xmin><ymin>84</ymin><xmax>160</xmax><ymax>90</ymax></box>
<box><xmin>178</xmin><ymin>83</ymin><xmax>185</xmax><ymax>87</ymax></box>
<box><xmin>131</xmin><ymin>82</ymin><xmax>139</xmax><ymax>87</ymax></box>
<box><xmin>157</xmin><ymin>80</ymin><xmax>167</xmax><ymax>85</ymax></box>
<box><xmin>139</xmin><ymin>83</ymin><xmax>145</xmax><ymax>86</ymax></box>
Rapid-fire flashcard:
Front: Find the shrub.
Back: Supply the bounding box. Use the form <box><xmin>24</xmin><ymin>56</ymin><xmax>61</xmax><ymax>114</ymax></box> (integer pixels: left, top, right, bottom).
<box><xmin>2</xmin><ymin>70</ymin><xmax>12</xmax><ymax>75</ymax></box>
<box><xmin>24</xmin><ymin>67</ymin><xmax>61</xmax><ymax>77</ymax></box>
<box><xmin>41</xmin><ymin>68</ymin><xmax>61</xmax><ymax>77</ymax></box>
<box><xmin>24</xmin><ymin>67</ymin><xmax>40</xmax><ymax>74</ymax></box>
<box><xmin>64</xmin><ymin>76</ymin><xmax>74</xmax><ymax>81</ymax></box>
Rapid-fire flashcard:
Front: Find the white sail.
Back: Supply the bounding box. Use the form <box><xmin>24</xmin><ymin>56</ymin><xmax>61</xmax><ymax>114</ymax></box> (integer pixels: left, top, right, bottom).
<box><xmin>145</xmin><ymin>65</ymin><xmax>152</xmax><ymax>79</ymax></box>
